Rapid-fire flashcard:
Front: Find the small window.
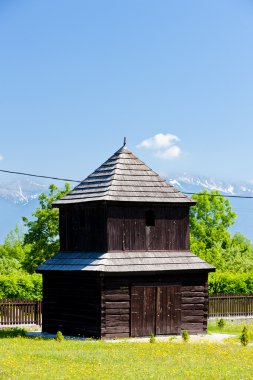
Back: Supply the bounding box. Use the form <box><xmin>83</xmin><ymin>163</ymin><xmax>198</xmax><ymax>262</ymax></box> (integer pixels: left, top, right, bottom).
<box><xmin>145</xmin><ymin>210</ymin><xmax>155</xmax><ymax>227</ymax></box>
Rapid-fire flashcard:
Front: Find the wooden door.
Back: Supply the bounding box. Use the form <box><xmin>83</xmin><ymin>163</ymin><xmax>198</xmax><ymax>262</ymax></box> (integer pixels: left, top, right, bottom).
<box><xmin>131</xmin><ymin>285</ymin><xmax>181</xmax><ymax>337</ymax></box>
<box><xmin>131</xmin><ymin>286</ymin><xmax>156</xmax><ymax>337</ymax></box>
<box><xmin>156</xmin><ymin>285</ymin><xmax>181</xmax><ymax>335</ymax></box>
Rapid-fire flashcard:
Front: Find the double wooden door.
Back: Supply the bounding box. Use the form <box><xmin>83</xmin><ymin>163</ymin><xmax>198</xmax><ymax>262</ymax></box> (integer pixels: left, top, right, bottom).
<box><xmin>131</xmin><ymin>285</ymin><xmax>181</xmax><ymax>337</ymax></box>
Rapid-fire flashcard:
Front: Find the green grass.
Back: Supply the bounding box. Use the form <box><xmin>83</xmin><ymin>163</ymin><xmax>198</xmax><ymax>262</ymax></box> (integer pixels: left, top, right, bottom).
<box><xmin>207</xmin><ymin>319</ymin><xmax>253</xmax><ymax>341</ymax></box>
<box><xmin>0</xmin><ymin>334</ymin><xmax>253</xmax><ymax>379</ymax></box>
<box><xmin>0</xmin><ymin>327</ymin><xmax>26</xmax><ymax>338</ymax></box>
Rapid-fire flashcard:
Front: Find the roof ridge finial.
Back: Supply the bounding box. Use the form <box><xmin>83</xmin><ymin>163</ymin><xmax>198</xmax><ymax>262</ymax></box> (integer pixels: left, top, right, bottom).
<box><xmin>123</xmin><ymin>137</ymin><xmax>127</xmax><ymax>146</ymax></box>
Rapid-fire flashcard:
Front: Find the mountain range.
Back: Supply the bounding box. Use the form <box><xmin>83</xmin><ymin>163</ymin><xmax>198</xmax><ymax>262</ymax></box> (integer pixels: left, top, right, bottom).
<box><xmin>0</xmin><ymin>175</ymin><xmax>253</xmax><ymax>243</ymax></box>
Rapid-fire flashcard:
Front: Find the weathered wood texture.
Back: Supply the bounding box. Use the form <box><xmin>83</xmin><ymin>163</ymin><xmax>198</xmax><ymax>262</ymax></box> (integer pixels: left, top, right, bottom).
<box><xmin>59</xmin><ymin>203</ymin><xmax>190</xmax><ymax>252</ymax></box>
<box><xmin>131</xmin><ymin>285</ymin><xmax>181</xmax><ymax>336</ymax></box>
<box><xmin>59</xmin><ymin>204</ymin><xmax>107</xmax><ymax>252</ymax></box>
<box><xmin>42</xmin><ymin>272</ymin><xmax>101</xmax><ymax>337</ymax></box>
<box><xmin>107</xmin><ymin>204</ymin><xmax>190</xmax><ymax>251</ymax></box>
<box><xmin>101</xmin><ymin>273</ymin><xmax>208</xmax><ymax>339</ymax></box>
<box><xmin>181</xmin><ymin>277</ymin><xmax>209</xmax><ymax>334</ymax></box>
<box><xmin>209</xmin><ymin>294</ymin><xmax>253</xmax><ymax>317</ymax></box>
<box><xmin>0</xmin><ymin>299</ymin><xmax>41</xmax><ymax>325</ymax></box>
<box><xmin>53</xmin><ymin>146</ymin><xmax>194</xmax><ymax>205</ymax></box>
<box><xmin>41</xmin><ymin>145</ymin><xmax>213</xmax><ymax>339</ymax></box>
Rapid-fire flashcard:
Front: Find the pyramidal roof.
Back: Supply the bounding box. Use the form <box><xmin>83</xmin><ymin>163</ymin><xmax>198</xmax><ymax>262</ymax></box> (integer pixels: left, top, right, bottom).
<box><xmin>53</xmin><ymin>145</ymin><xmax>195</xmax><ymax>205</ymax></box>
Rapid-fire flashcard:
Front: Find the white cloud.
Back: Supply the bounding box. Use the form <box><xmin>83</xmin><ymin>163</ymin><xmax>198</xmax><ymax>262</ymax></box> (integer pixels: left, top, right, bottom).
<box><xmin>137</xmin><ymin>133</ymin><xmax>179</xmax><ymax>149</ymax></box>
<box><xmin>0</xmin><ymin>155</ymin><xmax>3</xmax><ymax>161</ymax></box>
<box><xmin>137</xmin><ymin>133</ymin><xmax>181</xmax><ymax>160</ymax></box>
<box><xmin>155</xmin><ymin>146</ymin><xmax>181</xmax><ymax>159</ymax></box>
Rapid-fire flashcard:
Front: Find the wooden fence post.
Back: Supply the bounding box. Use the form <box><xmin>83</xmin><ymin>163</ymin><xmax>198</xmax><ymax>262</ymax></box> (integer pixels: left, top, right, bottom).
<box><xmin>0</xmin><ymin>299</ymin><xmax>42</xmax><ymax>326</ymax></box>
<box><xmin>208</xmin><ymin>294</ymin><xmax>253</xmax><ymax>317</ymax></box>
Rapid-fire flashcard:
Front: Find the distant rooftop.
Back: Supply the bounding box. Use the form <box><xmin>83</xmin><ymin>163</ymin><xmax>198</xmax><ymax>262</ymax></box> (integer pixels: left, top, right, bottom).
<box><xmin>53</xmin><ymin>145</ymin><xmax>195</xmax><ymax>205</ymax></box>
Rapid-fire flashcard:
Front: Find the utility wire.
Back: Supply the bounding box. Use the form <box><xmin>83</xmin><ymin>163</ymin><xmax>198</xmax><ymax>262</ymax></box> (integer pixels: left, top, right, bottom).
<box><xmin>183</xmin><ymin>192</ymin><xmax>253</xmax><ymax>199</ymax></box>
<box><xmin>0</xmin><ymin>169</ymin><xmax>80</xmax><ymax>183</ymax></box>
<box><xmin>1</xmin><ymin>168</ymin><xmax>253</xmax><ymax>199</ymax></box>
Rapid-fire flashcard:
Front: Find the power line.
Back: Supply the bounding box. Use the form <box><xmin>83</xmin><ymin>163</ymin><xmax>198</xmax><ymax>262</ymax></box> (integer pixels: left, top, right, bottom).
<box><xmin>0</xmin><ymin>169</ymin><xmax>80</xmax><ymax>183</ymax></box>
<box><xmin>184</xmin><ymin>192</ymin><xmax>253</xmax><ymax>199</ymax></box>
<box><xmin>1</xmin><ymin>168</ymin><xmax>253</xmax><ymax>199</ymax></box>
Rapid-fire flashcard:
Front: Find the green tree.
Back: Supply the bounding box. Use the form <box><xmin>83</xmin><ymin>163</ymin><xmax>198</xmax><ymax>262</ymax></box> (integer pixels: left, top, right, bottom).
<box><xmin>0</xmin><ymin>257</ymin><xmax>22</xmax><ymax>275</ymax></box>
<box><xmin>190</xmin><ymin>190</ymin><xmax>237</xmax><ymax>267</ymax></box>
<box><xmin>0</xmin><ymin>226</ymin><xmax>31</xmax><ymax>274</ymax></box>
<box><xmin>222</xmin><ymin>233</ymin><xmax>253</xmax><ymax>273</ymax></box>
<box><xmin>22</xmin><ymin>183</ymin><xmax>70</xmax><ymax>273</ymax></box>
<box><xmin>0</xmin><ymin>226</ymin><xmax>29</xmax><ymax>264</ymax></box>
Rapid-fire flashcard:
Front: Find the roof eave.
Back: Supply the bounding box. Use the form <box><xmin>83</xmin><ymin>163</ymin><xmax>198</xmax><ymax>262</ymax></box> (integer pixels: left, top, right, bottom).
<box><xmin>52</xmin><ymin>198</ymin><xmax>196</xmax><ymax>207</ymax></box>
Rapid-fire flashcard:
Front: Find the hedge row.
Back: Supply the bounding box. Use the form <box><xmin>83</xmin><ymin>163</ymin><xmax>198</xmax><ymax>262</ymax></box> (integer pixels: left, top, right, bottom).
<box><xmin>0</xmin><ymin>271</ymin><xmax>253</xmax><ymax>299</ymax></box>
<box><xmin>0</xmin><ymin>273</ymin><xmax>42</xmax><ymax>300</ymax></box>
<box><xmin>208</xmin><ymin>271</ymin><xmax>253</xmax><ymax>295</ymax></box>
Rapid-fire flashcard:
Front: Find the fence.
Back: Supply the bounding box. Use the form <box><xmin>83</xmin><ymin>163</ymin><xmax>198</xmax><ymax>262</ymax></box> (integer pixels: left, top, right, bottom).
<box><xmin>209</xmin><ymin>294</ymin><xmax>253</xmax><ymax>317</ymax></box>
<box><xmin>1</xmin><ymin>296</ymin><xmax>253</xmax><ymax>325</ymax></box>
<box><xmin>0</xmin><ymin>299</ymin><xmax>42</xmax><ymax>326</ymax></box>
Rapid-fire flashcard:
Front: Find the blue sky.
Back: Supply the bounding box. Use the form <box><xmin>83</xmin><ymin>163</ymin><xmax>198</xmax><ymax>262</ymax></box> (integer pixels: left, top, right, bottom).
<box><xmin>0</xmin><ymin>0</ymin><xmax>253</xmax><ymax>183</ymax></box>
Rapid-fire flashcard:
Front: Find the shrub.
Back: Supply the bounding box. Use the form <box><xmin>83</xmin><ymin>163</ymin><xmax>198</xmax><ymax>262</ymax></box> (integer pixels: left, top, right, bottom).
<box><xmin>209</xmin><ymin>271</ymin><xmax>253</xmax><ymax>295</ymax></box>
<box><xmin>55</xmin><ymin>331</ymin><xmax>64</xmax><ymax>342</ymax></box>
<box><xmin>149</xmin><ymin>332</ymin><xmax>156</xmax><ymax>343</ymax></box>
<box><xmin>0</xmin><ymin>327</ymin><xmax>26</xmax><ymax>338</ymax></box>
<box><xmin>0</xmin><ymin>273</ymin><xmax>42</xmax><ymax>300</ymax></box>
<box><xmin>240</xmin><ymin>326</ymin><xmax>249</xmax><ymax>347</ymax></box>
<box><xmin>217</xmin><ymin>318</ymin><xmax>225</xmax><ymax>330</ymax></box>
<box><xmin>182</xmin><ymin>330</ymin><xmax>189</xmax><ymax>342</ymax></box>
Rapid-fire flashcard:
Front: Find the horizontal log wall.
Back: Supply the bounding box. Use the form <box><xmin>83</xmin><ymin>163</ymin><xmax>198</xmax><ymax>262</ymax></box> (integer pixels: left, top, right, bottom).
<box><xmin>101</xmin><ymin>273</ymin><xmax>208</xmax><ymax>338</ymax></box>
<box><xmin>181</xmin><ymin>279</ymin><xmax>209</xmax><ymax>334</ymax></box>
<box><xmin>101</xmin><ymin>280</ymin><xmax>131</xmax><ymax>339</ymax></box>
<box><xmin>42</xmin><ymin>272</ymin><xmax>101</xmax><ymax>337</ymax></box>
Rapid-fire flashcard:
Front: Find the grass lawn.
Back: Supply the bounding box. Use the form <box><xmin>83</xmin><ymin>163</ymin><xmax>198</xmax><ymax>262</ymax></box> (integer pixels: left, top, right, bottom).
<box><xmin>207</xmin><ymin>318</ymin><xmax>253</xmax><ymax>341</ymax></box>
<box><xmin>0</xmin><ymin>329</ymin><xmax>253</xmax><ymax>380</ymax></box>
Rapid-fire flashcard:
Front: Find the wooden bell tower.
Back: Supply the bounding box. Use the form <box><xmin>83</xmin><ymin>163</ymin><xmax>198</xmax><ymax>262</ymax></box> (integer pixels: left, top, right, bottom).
<box><xmin>38</xmin><ymin>144</ymin><xmax>215</xmax><ymax>338</ymax></box>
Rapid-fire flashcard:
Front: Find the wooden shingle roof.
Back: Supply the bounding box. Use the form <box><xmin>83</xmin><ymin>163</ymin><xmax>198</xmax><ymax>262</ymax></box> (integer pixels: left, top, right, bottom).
<box><xmin>53</xmin><ymin>145</ymin><xmax>194</xmax><ymax>205</ymax></box>
<box><xmin>37</xmin><ymin>251</ymin><xmax>215</xmax><ymax>273</ymax></box>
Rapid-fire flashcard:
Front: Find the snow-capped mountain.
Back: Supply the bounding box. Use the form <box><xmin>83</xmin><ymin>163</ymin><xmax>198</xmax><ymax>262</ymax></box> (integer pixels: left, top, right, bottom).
<box><xmin>168</xmin><ymin>174</ymin><xmax>253</xmax><ymax>197</ymax></box>
<box><xmin>168</xmin><ymin>174</ymin><xmax>253</xmax><ymax>243</ymax></box>
<box><xmin>0</xmin><ymin>178</ymin><xmax>47</xmax><ymax>204</ymax></box>
<box><xmin>0</xmin><ymin>179</ymin><xmax>49</xmax><ymax>243</ymax></box>
<box><xmin>0</xmin><ymin>175</ymin><xmax>253</xmax><ymax>243</ymax></box>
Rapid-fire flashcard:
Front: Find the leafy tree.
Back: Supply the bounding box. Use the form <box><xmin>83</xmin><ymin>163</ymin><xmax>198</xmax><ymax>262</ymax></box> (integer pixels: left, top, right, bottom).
<box><xmin>208</xmin><ymin>271</ymin><xmax>253</xmax><ymax>294</ymax></box>
<box><xmin>0</xmin><ymin>226</ymin><xmax>29</xmax><ymax>264</ymax></box>
<box><xmin>190</xmin><ymin>190</ymin><xmax>237</xmax><ymax>267</ymax></box>
<box><xmin>222</xmin><ymin>233</ymin><xmax>253</xmax><ymax>273</ymax></box>
<box><xmin>0</xmin><ymin>257</ymin><xmax>22</xmax><ymax>275</ymax></box>
<box><xmin>22</xmin><ymin>183</ymin><xmax>70</xmax><ymax>273</ymax></box>
<box><xmin>0</xmin><ymin>272</ymin><xmax>42</xmax><ymax>299</ymax></box>
<box><xmin>190</xmin><ymin>190</ymin><xmax>253</xmax><ymax>274</ymax></box>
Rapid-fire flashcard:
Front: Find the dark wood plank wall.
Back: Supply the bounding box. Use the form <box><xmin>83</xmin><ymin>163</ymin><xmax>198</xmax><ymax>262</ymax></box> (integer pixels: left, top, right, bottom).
<box><xmin>101</xmin><ymin>277</ymin><xmax>131</xmax><ymax>339</ymax></box>
<box><xmin>59</xmin><ymin>204</ymin><xmax>107</xmax><ymax>252</ymax></box>
<box><xmin>181</xmin><ymin>275</ymin><xmax>209</xmax><ymax>334</ymax></box>
<box><xmin>59</xmin><ymin>203</ymin><xmax>189</xmax><ymax>252</ymax></box>
<box><xmin>42</xmin><ymin>272</ymin><xmax>101</xmax><ymax>337</ymax></box>
<box><xmin>107</xmin><ymin>205</ymin><xmax>190</xmax><ymax>251</ymax></box>
<box><xmin>101</xmin><ymin>273</ymin><xmax>208</xmax><ymax>339</ymax></box>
